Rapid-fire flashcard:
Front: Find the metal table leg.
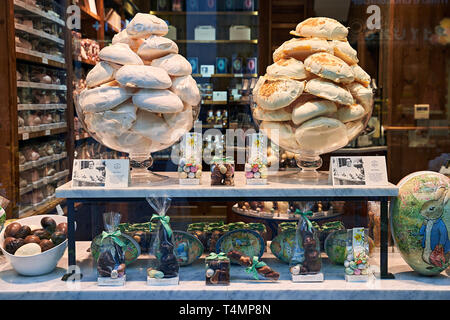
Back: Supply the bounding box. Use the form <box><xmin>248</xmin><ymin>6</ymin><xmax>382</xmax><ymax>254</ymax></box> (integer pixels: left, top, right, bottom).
<box><xmin>380</xmin><ymin>197</ymin><xmax>395</xmax><ymax>279</ymax></box>
<box><xmin>62</xmin><ymin>199</ymin><xmax>82</xmax><ymax>281</ymax></box>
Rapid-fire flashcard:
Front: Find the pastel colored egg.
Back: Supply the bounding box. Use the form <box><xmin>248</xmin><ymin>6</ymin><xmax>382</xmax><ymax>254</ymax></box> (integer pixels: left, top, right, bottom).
<box><xmin>188</xmin><ymin>172</ymin><xmax>195</xmax><ymax>179</ymax></box>
<box><xmin>245</xmin><ymin>163</ymin><xmax>252</xmax><ymax>172</ymax></box>
<box><xmin>246</xmin><ymin>171</ymin><xmax>254</xmax><ymax>179</ymax></box>
<box><xmin>254</xmin><ymin>172</ymin><xmax>261</xmax><ymax>179</ymax></box>
<box><xmin>179</xmin><ymin>172</ymin><xmax>188</xmax><ymax>179</ymax></box>
<box><xmin>361</xmin><ymin>268</ymin><xmax>369</xmax><ymax>275</ymax></box>
<box><xmin>190</xmin><ymin>166</ymin><xmax>198</xmax><ymax>173</ymax></box>
<box><xmin>290</xmin><ymin>265</ymin><xmax>300</xmax><ymax>275</ymax></box>
<box><xmin>184</xmin><ymin>166</ymin><xmax>190</xmax><ymax>173</ymax></box>
<box><xmin>154</xmin><ymin>271</ymin><xmax>164</xmax><ymax>279</ymax></box>
<box><xmin>344</xmin><ymin>260</ymin><xmax>350</xmax><ymax>268</ymax></box>
<box><xmin>206</xmin><ymin>268</ymin><xmax>214</xmax><ymax>277</ymax></box>
<box><xmin>345</xmin><ymin>267</ymin><xmax>354</xmax><ymax>275</ymax></box>
<box><xmin>252</xmin><ymin>166</ymin><xmax>259</xmax><ymax>173</ymax></box>
<box><xmin>195</xmin><ymin>170</ymin><xmax>202</xmax><ymax>178</ymax></box>
<box><xmin>353</xmin><ymin>269</ymin><xmax>361</xmax><ymax>275</ymax></box>
<box><xmin>349</xmin><ymin>261</ymin><xmax>357</xmax><ymax>269</ymax></box>
<box><xmin>346</xmin><ymin>254</ymin><xmax>354</xmax><ymax>261</ymax></box>
<box><xmin>219</xmin><ymin>165</ymin><xmax>227</xmax><ymax>174</ymax></box>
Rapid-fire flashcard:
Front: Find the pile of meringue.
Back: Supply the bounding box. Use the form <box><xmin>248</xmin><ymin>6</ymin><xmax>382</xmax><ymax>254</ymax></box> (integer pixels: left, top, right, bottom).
<box><xmin>76</xmin><ymin>13</ymin><xmax>201</xmax><ymax>154</ymax></box>
<box><xmin>253</xmin><ymin>17</ymin><xmax>374</xmax><ymax>156</ymax></box>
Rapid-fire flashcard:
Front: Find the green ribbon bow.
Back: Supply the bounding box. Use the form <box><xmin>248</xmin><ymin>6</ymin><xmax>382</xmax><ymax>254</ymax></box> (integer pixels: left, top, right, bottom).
<box><xmin>151</xmin><ymin>214</ymin><xmax>172</xmax><ymax>238</ymax></box>
<box><xmin>294</xmin><ymin>209</ymin><xmax>313</xmax><ymax>231</ymax></box>
<box><xmin>206</xmin><ymin>252</ymin><xmax>228</xmax><ymax>261</ymax></box>
<box><xmin>101</xmin><ymin>230</ymin><xmax>125</xmax><ymax>247</ymax></box>
<box><xmin>245</xmin><ymin>256</ymin><xmax>267</xmax><ymax>280</ymax></box>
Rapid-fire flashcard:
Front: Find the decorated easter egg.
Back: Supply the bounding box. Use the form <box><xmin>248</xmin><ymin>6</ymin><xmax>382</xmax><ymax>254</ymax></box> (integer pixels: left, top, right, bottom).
<box><xmin>269</xmin><ymin>229</ymin><xmax>296</xmax><ymax>264</ymax></box>
<box><xmin>216</xmin><ymin>229</ymin><xmax>265</xmax><ymax>263</ymax></box>
<box><xmin>172</xmin><ymin>230</ymin><xmax>204</xmax><ymax>266</ymax></box>
<box><xmin>91</xmin><ymin>233</ymin><xmax>141</xmax><ymax>265</ymax></box>
<box><xmin>391</xmin><ymin>171</ymin><xmax>450</xmax><ymax>276</ymax></box>
<box><xmin>325</xmin><ymin>229</ymin><xmax>375</xmax><ymax>265</ymax></box>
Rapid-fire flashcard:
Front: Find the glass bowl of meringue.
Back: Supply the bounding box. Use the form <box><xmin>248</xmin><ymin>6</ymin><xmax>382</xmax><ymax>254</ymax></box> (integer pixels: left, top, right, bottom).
<box><xmin>252</xmin><ymin>17</ymin><xmax>374</xmax><ymax>181</ymax></box>
<box><xmin>74</xmin><ymin>13</ymin><xmax>201</xmax><ymax>184</ymax></box>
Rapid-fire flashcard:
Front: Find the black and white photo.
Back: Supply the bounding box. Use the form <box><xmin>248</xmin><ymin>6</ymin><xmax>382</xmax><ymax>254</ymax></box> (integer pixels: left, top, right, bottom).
<box><xmin>72</xmin><ymin>160</ymin><xmax>106</xmax><ymax>187</ymax></box>
<box><xmin>332</xmin><ymin>157</ymin><xmax>365</xmax><ymax>185</ymax></box>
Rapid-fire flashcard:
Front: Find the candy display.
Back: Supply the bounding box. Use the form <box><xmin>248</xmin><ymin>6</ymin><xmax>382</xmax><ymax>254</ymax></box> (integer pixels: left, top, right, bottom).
<box><xmin>289</xmin><ymin>209</ymin><xmax>322</xmax><ymax>278</ymax></box>
<box><xmin>74</xmin><ymin>13</ymin><xmax>201</xmax><ymax>183</ymax></box>
<box><xmin>227</xmin><ymin>250</ymin><xmax>280</xmax><ymax>281</ymax></box>
<box><xmin>147</xmin><ymin>197</ymin><xmax>179</xmax><ymax>283</ymax></box>
<box><xmin>252</xmin><ymin>17</ymin><xmax>373</xmax><ymax>177</ymax></box>
<box><xmin>245</xmin><ymin>133</ymin><xmax>268</xmax><ymax>184</ymax></box>
<box><xmin>205</xmin><ymin>252</ymin><xmax>230</xmax><ymax>285</ymax></box>
<box><xmin>117</xmin><ymin>221</ymin><xmax>156</xmax><ymax>253</ymax></box>
<box><xmin>210</xmin><ymin>156</ymin><xmax>235</xmax><ymax>186</ymax></box>
<box><xmin>391</xmin><ymin>171</ymin><xmax>450</xmax><ymax>276</ymax></box>
<box><xmin>344</xmin><ymin>228</ymin><xmax>370</xmax><ymax>280</ymax></box>
<box><xmin>173</xmin><ymin>230</ymin><xmax>204</xmax><ymax>266</ymax></box>
<box><xmin>216</xmin><ymin>229</ymin><xmax>265</xmax><ymax>261</ymax></box>
<box><xmin>178</xmin><ymin>133</ymin><xmax>202</xmax><ymax>184</ymax></box>
<box><xmin>270</xmin><ymin>229</ymin><xmax>296</xmax><ymax>263</ymax></box>
<box><xmin>96</xmin><ymin>212</ymin><xmax>127</xmax><ymax>286</ymax></box>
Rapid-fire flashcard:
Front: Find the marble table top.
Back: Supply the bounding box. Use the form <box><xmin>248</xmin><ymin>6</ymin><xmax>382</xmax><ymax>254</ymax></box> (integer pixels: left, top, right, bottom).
<box><xmin>0</xmin><ymin>242</ymin><xmax>448</xmax><ymax>300</ymax></box>
<box><xmin>56</xmin><ymin>171</ymin><xmax>398</xmax><ymax>199</ymax></box>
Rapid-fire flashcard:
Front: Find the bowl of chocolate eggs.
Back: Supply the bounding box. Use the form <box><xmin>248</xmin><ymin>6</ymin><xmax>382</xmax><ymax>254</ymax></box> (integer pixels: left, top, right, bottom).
<box><xmin>252</xmin><ymin>17</ymin><xmax>373</xmax><ymax>180</ymax></box>
<box><xmin>0</xmin><ymin>215</ymin><xmax>68</xmax><ymax>276</ymax></box>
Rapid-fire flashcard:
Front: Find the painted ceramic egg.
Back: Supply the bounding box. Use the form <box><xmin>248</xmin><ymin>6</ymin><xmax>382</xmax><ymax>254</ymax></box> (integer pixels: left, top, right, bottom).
<box><xmin>270</xmin><ymin>230</ymin><xmax>296</xmax><ymax>264</ymax></box>
<box><xmin>216</xmin><ymin>229</ymin><xmax>265</xmax><ymax>263</ymax></box>
<box><xmin>206</xmin><ymin>268</ymin><xmax>214</xmax><ymax>277</ymax></box>
<box><xmin>172</xmin><ymin>231</ymin><xmax>204</xmax><ymax>266</ymax></box>
<box><xmin>91</xmin><ymin>233</ymin><xmax>140</xmax><ymax>265</ymax></box>
<box><xmin>391</xmin><ymin>171</ymin><xmax>450</xmax><ymax>276</ymax></box>
<box><xmin>324</xmin><ymin>229</ymin><xmax>348</xmax><ymax>264</ymax></box>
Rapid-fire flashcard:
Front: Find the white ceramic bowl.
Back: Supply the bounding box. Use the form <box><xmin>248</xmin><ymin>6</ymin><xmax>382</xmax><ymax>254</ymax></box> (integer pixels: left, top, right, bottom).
<box><xmin>0</xmin><ymin>215</ymin><xmax>68</xmax><ymax>276</ymax></box>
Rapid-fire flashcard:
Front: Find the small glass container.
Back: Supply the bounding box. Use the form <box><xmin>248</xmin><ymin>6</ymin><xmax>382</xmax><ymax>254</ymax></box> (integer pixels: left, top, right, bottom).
<box><xmin>178</xmin><ymin>133</ymin><xmax>202</xmax><ymax>185</ymax></box>
<box><xmin>205</xmin><ymin>253</ymin><xmax>230</xmax><ymax>286</ymax></box>
<box><xmin>210</xmin><ymin>156</ymin><xmax>234</xmax><ymax>186</ymax></box>
<box><xmin>245</xmin><ymin>133</ymin><xmax>268</xmax><ymax>185</ymax></box>
<box><xmin>344</xmin><ymin>228</ymin><xmax>370</xmax><ymax>280</ymax></box>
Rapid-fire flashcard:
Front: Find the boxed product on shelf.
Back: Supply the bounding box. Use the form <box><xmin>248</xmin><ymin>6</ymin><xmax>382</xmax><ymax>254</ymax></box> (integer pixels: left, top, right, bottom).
<box><xmin>229</xmin><ymin>25</ymin><xmax>251</xmax><ymax>40</ymax></box>
<box><xmin>194</xmin><ymin>26</ymin><xmax>216</xmax><ymax>41</ymax></box>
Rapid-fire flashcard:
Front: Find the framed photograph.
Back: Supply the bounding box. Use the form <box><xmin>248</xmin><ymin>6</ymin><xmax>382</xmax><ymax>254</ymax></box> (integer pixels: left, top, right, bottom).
<box><xmin>187</xmin><ymin>57</ymin><xmax>199</xmax><ymax>74</ymax></box>
<box><xmin>330</xmin><ymin>156</ymin><xmax>388</xmax><ymax>186</ymax></box>
<box><xmin>72</xmin><ymin>160</ymin><xmax>106</xmax><ymax>187</ymax></box>
<box><xmin>72</xmin><ymin>159</ymin><xmax>129</xmax><ymax>187</ymax></box>
<box><xmin>216</xmin><ymin>57</ymin><xmax>228</xmax><ymax>74</ymax></box>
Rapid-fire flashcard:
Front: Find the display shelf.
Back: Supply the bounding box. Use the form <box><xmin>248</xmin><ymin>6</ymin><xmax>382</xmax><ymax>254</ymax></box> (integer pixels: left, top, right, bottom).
<box><xmin>18</xmin><ymin>197</ymin><xmax>65</xmax><ymax>218</ymax></box>
<box><xmin>176</xmin><ymin>40</ymin><xmax>258</xmax><ymax>44</ymax></box>
<box><xmin>20</xmin><ymin>169</ymin><xmax>70</xmax><ymax>196</ymax></box>
<box><xmin>16</xmin><ymin>48</ymin><xmax>65</xmax><ymax>68</ymax></box>
<box><xmin>13</xmin><ymin>0</ymin><xmax>65</xmax><ymax>27</ymax></box>
<box><xmin>17</xmin><ymin>103</ymin><xmax>66</xmax><ymax>111</ymax></box>
<box><xmin>18</xmin><ymin>122</ymin><xmax>67</xmax><ymax>134</ymax></box>
<box><xmin>150</xmin><ymin>10</ymin><xmax>258</xmax><ymax>16</ymax></box>
<box><xmin>0</xmin><ymin>242</ymin><xmax>448</xmax><ymax>300</ymax></box>
<box><xmin>17</xmin><ymin>81</ymin><xmax>67</xmax><ymax>90</ymax></box>
<box><xmin>201</xmin><ymin>100</ymin><xmax>227</xmax><ymax>105</ymax></box>
<box><xmin>18</xmin><ymin>125</ymin><xmax>68</xmax><ymax>141</ymax></box>
<box><xmin>232</xmin><ymin>205</ymin><xmax>341</xmax><ymax>221</ymax></box>
<box><xmin>332</xmin><ymin>146</ymin><xmax>388</xmax><ymax>155</ymax></box>
<box><xmin>73</xmin><ymin>57</ymin><xmax>97</xmax><ymax>67</ymax></box>
<box><xmin>15</xmin><ymin>23</ymin><xmax>64</xmax><ymax>45</ymax></box>
<box><xmin>75</xmin><ymin>132</ymin><xmax>91</xmax><ymax>141</ymax></box>
<box><xmin>19</xmin><ymin>152</ymin><xmax>67</xmax><ymax>172</ymax></box>
<box><xmin>56</xmin><ymin>171</ymin><xmax>398</xmax><ymax>200</ymax></box>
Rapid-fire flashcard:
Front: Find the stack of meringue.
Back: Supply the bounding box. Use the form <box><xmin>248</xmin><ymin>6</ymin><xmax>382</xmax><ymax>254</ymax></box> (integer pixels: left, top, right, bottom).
<box><xmin>253</xmin><ymin>17</ymin><xmax>374</xmax><ymax>156</ymax></box>
<box><xmin>76</xmin><ymin>13</ymin><xmax>201</xmax><ymax>154</ymax></box>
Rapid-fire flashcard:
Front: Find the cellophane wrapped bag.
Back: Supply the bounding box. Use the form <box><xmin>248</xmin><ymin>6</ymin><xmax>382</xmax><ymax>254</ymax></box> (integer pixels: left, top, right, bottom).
<box><xmin>96</xmin><ymin>212</ymin><xmax>126</xmax><ymax>286</ymax></box>
<box><xmin>289</xmin><ymin>203</ymin><xmax>322</xmax><ymax>275</ymax></box>
<box><xmin>147</xmin><ymin>197</ymin><xmax>179</xmax><ymax>280</ymax></box>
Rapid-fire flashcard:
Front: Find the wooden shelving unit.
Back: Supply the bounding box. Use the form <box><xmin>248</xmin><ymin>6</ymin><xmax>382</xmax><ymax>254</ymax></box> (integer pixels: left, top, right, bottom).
<box><xmin>176</xmin><ymin>39</ymin><xmax>258</xmax><ymax>44</ymax></box>
<box><xmin>150</xmin><ymin>10</ymin><xmax>258</xmax><ymax>16</ymax></box>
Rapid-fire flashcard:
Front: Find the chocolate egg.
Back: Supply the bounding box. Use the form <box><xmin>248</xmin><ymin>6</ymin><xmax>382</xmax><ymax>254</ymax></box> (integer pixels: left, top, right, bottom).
<box><xmin>15</xmin><ymin>225</ymin><xmax>31</xmax><ymax>239</ymax></box>
<box><xmin>41</xmin><ymin>217</ymin><xmax>57</xmax><ymax>233</ymax></box>
<box><xmin>56</xmin><ymin>222</ymin><xmax>68</xmax><ymax>235</ymax></box>
<box><xmin>33</xmin><ymin>228</ymin><xmax>51</xmax><ymax>240</ymax></box>
<box><xmin>5</xmin><ymin>222</ymin><xmax>21</xmax><ymax>238</ymax></box>
<box><xmin>39</xmin><ymin>239</ymin><xmax>54</xmax><ymax>252</ymax></box>
<box><xmin>51</xmin><ymin>231</ymin><xmax>66</xmax><ymax>246</ymax></box>
<box><xmin>24</xmin><ymin>235</ymin><xmax>41</xmax><ymax>244</ymax></box>
<box><xmin>5</xmin><ymin>238</ymin><xmax>24</xmax><ymax>254</ymax></box>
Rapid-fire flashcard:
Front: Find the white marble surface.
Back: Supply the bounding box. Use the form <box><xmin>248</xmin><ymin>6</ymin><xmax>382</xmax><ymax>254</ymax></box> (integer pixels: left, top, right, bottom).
<box><xmin>0</xmin><ymin>242</ymin><xmax>448</xmax><ymax>300</ymax></box>
<box><xmin>56</xmin><ymin>171</ymin><xmax>398</xmax><ymax>199</ymax></box>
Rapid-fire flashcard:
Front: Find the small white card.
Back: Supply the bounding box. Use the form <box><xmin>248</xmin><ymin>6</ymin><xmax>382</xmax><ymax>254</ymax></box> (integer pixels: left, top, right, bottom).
<box><xmin>330</xmin><ymin>156</ymin><xmax>388</xmax><ymax>186</ymax></box>
<box><xmin>213</xmin><ymin>91</ymin><xmax>227</xmax><ymax>101</ymax></box>
<box><xmin>200</xmin><ymin>65</ymin><xmax>215</xmax><ymax>77</ymax></box>
<box><xmin>72</xmin><ymin>159</ymin><xmax>129</xmax><ymax>188</ymax></box>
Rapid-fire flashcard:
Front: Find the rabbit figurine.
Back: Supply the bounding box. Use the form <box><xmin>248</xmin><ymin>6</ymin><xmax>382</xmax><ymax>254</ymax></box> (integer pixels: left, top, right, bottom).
<box><xmin>419</xmin><ymin>186</ymin><xmax>450</xmax><ymax>267</ymax></box>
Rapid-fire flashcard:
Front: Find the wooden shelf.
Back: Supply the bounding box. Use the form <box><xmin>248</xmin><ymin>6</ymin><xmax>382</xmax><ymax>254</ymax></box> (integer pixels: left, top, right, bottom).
<box><xmin>73</xmin><ymin>58</ymin><xmax>97</xmax><ymax>67</ymax></box>
<box><xmin>384</xmin><ymin>126</ymin><xmax>450</xmax><ymax>131</ymax></box>
<box><xmin>19</xmin><ymin>152</ymin><xmax>67</xmax><ymax>172</ymax></box>
<box><xmin>75</xmin><ymin>132</ymin><xmax>91</xmax><ymax>141</ymax></box>
<box><xmin>19</xmin><ymin>126</ymin><xmax>68</xmax><ymax>141</ymax></box>
<box><xmin>271</xmin><ymin>23</ymin><xmax>297</xmax><ymax>29</ymax></box>
<box><xmin>15</xmin><ymin>23</ymin><xmax>64</xmax><ymax>45</ymax></box>
<box><xmin>16</xmin><ymin>48</ymin><xmax>65</xmax><ymax>68</ymax></box>
<box><xmin>17</xmin><ymin>81</ymin><xmax>67</xmax><ymax>90</ymax></box>
<box><xmin>19</xmin><ymin>197</ymin><xmax>65</xmax><ymax>218</ymax></box>
<box><xmin>79</xmin><ymin>5</ymin><xmax>101</xmax><ymax>21</ymax></box>
<box><xmin>201</xmin><ymin>100</ymin><xmax>227</xmax><ymax>105</ymax></box>
<box><xmin>176</xmin><ymin>39</ymin><xmax>258</xmax><ymax>44</ymax></box>
<box><xmin>14</xmin><ymin>0</ymin><xmax>65</xmax><ymax>27</ymax></box>
<box><xmin>192</xmin><ymin>73</ymin><xmax>257</xmax><ymax>78</ymax></box>
<box><xmin>150</xmin><ymin>11</ymin><xmax>258</xmax><ymax>16</ymax></box>
<box><xmin>18</xmin><ymin>104</ymin><xmax>66</xmax><ymax>111</ymax></box>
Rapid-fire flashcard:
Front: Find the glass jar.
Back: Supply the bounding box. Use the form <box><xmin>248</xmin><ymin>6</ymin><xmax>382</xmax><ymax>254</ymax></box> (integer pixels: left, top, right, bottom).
<box><xmin>210</xmin><ymin>156</ymin><xmax>234</xmax><ymax>186</ymax></box>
